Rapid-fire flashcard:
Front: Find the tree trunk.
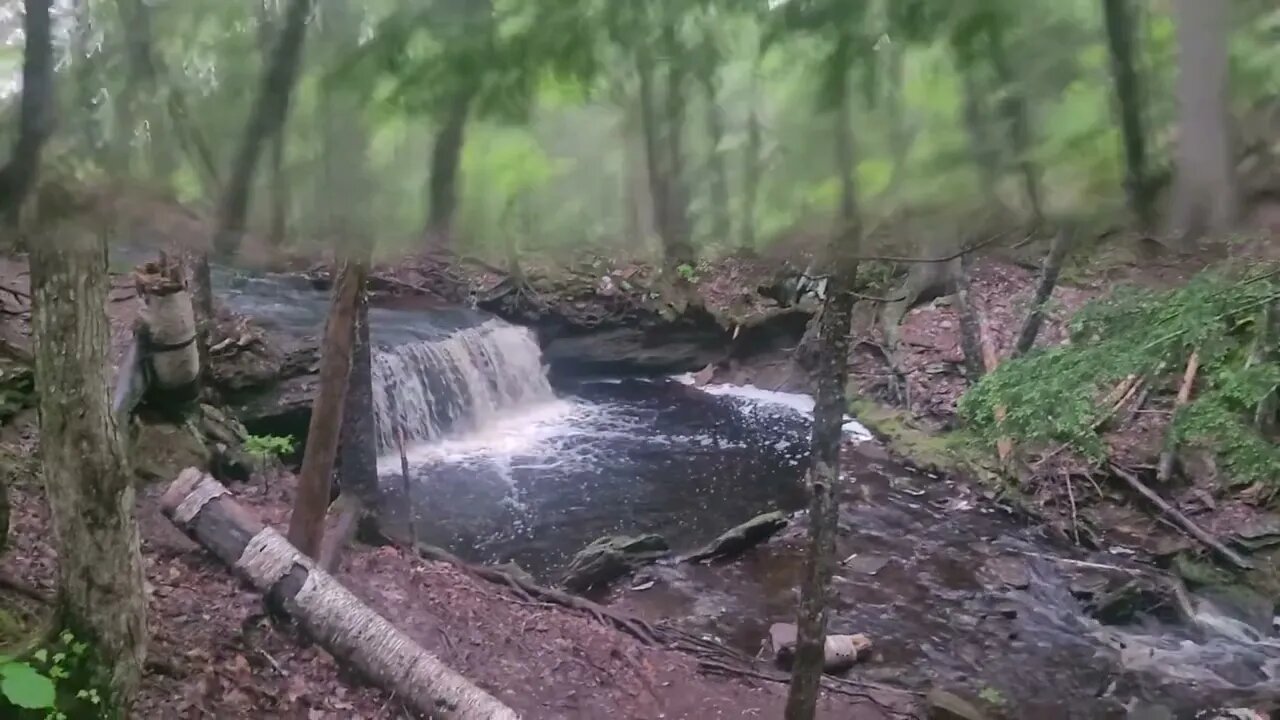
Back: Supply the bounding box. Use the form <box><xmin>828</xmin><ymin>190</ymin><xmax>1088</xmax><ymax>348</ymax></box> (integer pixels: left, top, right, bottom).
<box><xmin>700</xmin><ymin>71</ymin><xmax>731</xmax><ymax>246</ymax></box>
<box><xmin>1102</xmin><ymin>0</ymin><xmax>1153</xmax><ymax>228</ymax></box>
<box><xmin>288</xmin><ymin>259</ymin><xmax>365</xmax><ymax>558</ymax></box>
<box><xmin>0</xmin><ymin>0</ymin><xmax>54</xmax><ymax>224</ymax></box>
<box><xmin>636</xmin><ymin>45</ymin><xmax>671</xmax><ymax>254</ymax></box>
<box><xmin>885</xmin><ymin>42</ymin><xmax>911</xmax><ymax>198</ymax></box>
<box><xmin>740</xmin><ymin>66</ymin><xmax>763</xmax><ymax>255</ymax></box>
<box><xmin>135</xmin><ymin>255</ymin><xmax>201</xmax><ymax>413</ymax></box>
<box><xmin>212</xmin><ymin>0</ymin><xmax>314</xmax><ymax>260</ymax></box>
<box><xmin>959</xmin><ymin>64</ymin><xmax>1001</xmax><ymax>202</ymax></box>
<box><xmin>161</xmin><ymin>471</ymin><xmax>519</xmax><ymax>719</ymax></box>
<box><xmin>71</xmin><ymin>0</ymin><xmax>103</xmax><ymax>159</ymax></box>
<box><xmin>268</xmin><ymin>131</ymin><xmax>288</xmax><ymax>247</ymax></box>
<box><xmin>1170</xmin><ymin>0</ymin><xmax>1236</xmax><ymax>243</ymax></box>
<box><xmin>987</xmin><ymin>25</ymin><xmax>1043</xmax><ymax>224</ymax></box>
<box><xmin>319</xmin><ymin>284</ymin><xmax>376</xmax><ymax>572</ymax></box>
<box><xmin>1012</xmin><ymin>230</ymin><xmax>1074</xmax><ymax>357</ymax></box>
<box><xmin>31</xmin><ymin>209</ymin><xmax>146</xmax><ymax>712</ymax></box>
<box><xmin>953</xmin><ymin>256</ymin><xmax>986</xmax><ymax>382</ymax></box>
<box><xmin>785</xmin><ymin>67</ymin><xmax>861</xmax><ymax>720</ymax></box>
<box><xmin>425</xmin><ymin>91</ymin><xmax>474</xmax><ymax>248</ymax></box>
<box><xmin>661</xmin><ymin>24</ymin><xmax>695</xmax><ymax>266</ymax></box>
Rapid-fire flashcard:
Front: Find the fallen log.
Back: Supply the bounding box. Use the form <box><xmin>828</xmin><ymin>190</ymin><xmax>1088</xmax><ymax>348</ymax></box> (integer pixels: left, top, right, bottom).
<box><xmin>1108</xmin><ymin>463</ymin><xmax>1253</xmax><ymax>570</ymax></box>
<box><xmin>160</xmin><ymin>469</ymin><xmax>519</xmax><ymax>720</ymax></box>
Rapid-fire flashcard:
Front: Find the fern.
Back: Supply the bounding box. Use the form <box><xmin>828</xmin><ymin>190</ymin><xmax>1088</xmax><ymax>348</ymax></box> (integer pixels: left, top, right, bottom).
<box><xmin>958</xmin><ymin>269</ymin><xmax>1280</xmax><ymax>484</ymax></box>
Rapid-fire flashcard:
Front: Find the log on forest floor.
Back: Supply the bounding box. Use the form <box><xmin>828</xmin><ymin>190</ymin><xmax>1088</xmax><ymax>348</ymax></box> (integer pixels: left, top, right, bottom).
<box><xmin>159</xmin><ymin>469</ymin><xmax>519</xmax><ymax>720</ymax></box>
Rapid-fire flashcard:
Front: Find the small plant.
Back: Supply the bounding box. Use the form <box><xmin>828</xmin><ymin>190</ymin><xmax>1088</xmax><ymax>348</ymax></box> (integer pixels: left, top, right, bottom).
<box><xmin>244</xmin><ymin>434</ymin><xmax>296</xmax><ymax>462</ymax></box>
<box><xmin>675</xmin><ymin>263</ymin><xmax>700</xmax><ymax>283</ymax></box>
<box><xmin>1</xmin><ymin>630</ymin><xmax>107</xmax><ymax>719</ymax></box>
<box><xmin>978</xmin><ymin>686</ymin><xmax>1008</xmax><ymax>708</ymax></box>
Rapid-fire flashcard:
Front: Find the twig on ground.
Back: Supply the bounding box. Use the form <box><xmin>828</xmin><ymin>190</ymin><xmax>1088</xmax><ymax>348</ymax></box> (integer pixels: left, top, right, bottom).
<box><xmin>1065</xmin><ymin>472</ymin><xmax>1080</xmax><ymax>545</ymax></box>
<box><xmin>1108</xmin><ymin>463</ymin><xmax>1252</xmax><ymax>570</ymax></box>
<box><xmin>1156</xmin><ymin>351</ymin><xmax>1200</xmax><ymax>483</ymax></box>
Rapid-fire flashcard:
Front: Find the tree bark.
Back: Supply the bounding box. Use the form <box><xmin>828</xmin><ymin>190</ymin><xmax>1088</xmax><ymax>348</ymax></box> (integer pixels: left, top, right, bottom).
<box><xmin>268</xmin><ymin>131</ymin><xmax>288</xmax><ymax>247</ymax></box>
<box><xmin>987</xmin><ymin>24</ymin><xmax>1043</xmax><ymax>225</ymax></box>
<box><xmin>288</xmin><ymin>259</ymin><xmax>365</xmax><ymax>558</ymax></box>
<box><xmin>700</xmin><ymin>68</ymin><xmax>731</xmax><ymax>246</ymax></box>
<box><xmin>661</xmin><ymin>23</ymin><xmax>695</xmax><ymax>266</ymax></box>
<box><xmin>959</xmin><ymin>64</ymin><xmax>1001</xmax><ymax>202</ymax></box>
<box><xmin>636</xmin><ymin>45</ymin><xmax>671</xmax><ymax>254</ymax></box>
<box><xmin>161</xmin><ymin>471</ymin><xmax>519</xmax><ymax>719</ymax></box>
<box><xmin>740</xmin><ymin>64</ymin><xmax>763</xmax><ymax>255</ymax></box>
<box><xmin>1011</xmin><ymin>230</ymin><xmax>1074</xmax><ymax>357</ymax></box>
<box><xmin>135</xmin><ymin>255</ymin><xmax>201</xmax><ymax>413</ymax></box>
<box><xmin>785</xmin><ymin>66</ymin><xmax>861</xmax><ymax>720</ymax></box>
<box><xmin>425</xmin><ymin>91</ymin><xmax>474</xmax><ymax>248</ymax></box>
<box><xmin>1169</xmin><ymin>0</ymin><xmax>1236</xmax><ymax>243</ymax></box>
<box><xmin>1102</xmin><ymin>0</ymin><xmax>1153</xmax><ymax>229</ymax></box>
<box><xmin>31</xmin><ymin>207</ymin><xmax>146</xmax><ymax>712</ymax></box>
<box><xmin>0</xmin><ymin>0</ymin><xmax>55</xmax><ymax>224</ymax></box>
<box><xmin>320</xmin><ymin>284</ymin><xmax>376</xmax><ymax>572</ymax></box>
<box><xmin>953</xmin><ymin>255</ymin><xmax>986</xmax><ymax>382</ymax></box>
<box><xmin>212</xmin><ymin>0</ymin><xmax>314</xmax><ymax>259</ymax></box>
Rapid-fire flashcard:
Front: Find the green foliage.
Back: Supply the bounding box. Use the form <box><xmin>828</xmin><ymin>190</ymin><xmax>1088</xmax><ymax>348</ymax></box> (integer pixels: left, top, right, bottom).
<box><xmin>959</xmin><ymin>270</ymin><xmax>1280</xmax><ymax>484</ymax></box>
<box><xmin>675</xmin><ymin>263</ymin><xmax>700</xmax><ymax>283</ymax></box>
<box><xmin>0</xmin><ymin>659</ymin><xmax>55</xmax><ymax>710</ymax></box>
<box><xmin>244</xmin><ymin>434</ymin><xmax>296</xmax><ymax>461</ymax></box>
<box><xmin>0</xmin><ymin>630</ymin><xmax>108</xmax><ymax>719</ymax></box>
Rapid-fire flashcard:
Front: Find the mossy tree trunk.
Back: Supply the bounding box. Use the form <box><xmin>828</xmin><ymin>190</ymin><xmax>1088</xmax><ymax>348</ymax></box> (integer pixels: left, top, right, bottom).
<box><xmin>1102</xmin><ymin>0</ymin><xmax>1153</xmax><ymax>228</ymax></box>
<box><xmin>31</xmin><ymin>213</ymin><xmax>147</xmax><ymax>712</ymax></box>
<box><xmin>0</xmin><ymin>0</ymin><xmax>54</xmax><ymax>225</ymax></box>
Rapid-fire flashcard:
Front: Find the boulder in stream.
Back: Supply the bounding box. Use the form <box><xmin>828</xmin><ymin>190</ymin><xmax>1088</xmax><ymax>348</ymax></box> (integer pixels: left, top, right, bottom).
<box><xmin>768</xmin><ymin>622</ymin><xmax>873</xmax><ymax>673</ymax></box>
<box><xmin>561</xmin><ymin>534</ymin><xmax>670</xmax><ymax>593</ymax></box>
<box><xmin>684</xmin><ymin>510</ymin><xmax>789</xmax><ymax>563</ymax></box>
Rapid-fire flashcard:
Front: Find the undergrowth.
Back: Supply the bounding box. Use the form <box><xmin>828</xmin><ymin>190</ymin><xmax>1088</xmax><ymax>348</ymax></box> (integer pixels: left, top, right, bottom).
<box><xmin>959</xmin><ymin>268</ymin><xmax>1280</xmax><ymax>484</ymax></box>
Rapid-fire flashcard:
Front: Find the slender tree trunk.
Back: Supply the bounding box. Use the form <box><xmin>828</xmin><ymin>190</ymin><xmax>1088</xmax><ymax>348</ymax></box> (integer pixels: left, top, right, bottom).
<box><xmin>959</xmin><ymin>65</ymin><xmax>1001</xmax><ymax>202</ymax></box>
<box><xmin>1169</xmin><ymin>0</ymin><xmax>1236</xmax><ymax>243</ymax></box>
<box><xmin>637</xmin><ymin>45</ymin><xmax>671</xmax><ymax>253</ymax></box>
<box><xmin>0</xmin><ymin>0</ymin><xmax>55</xmax><ymax>224</ymax></box>
<box><xmin>785</xmin><ymin>66</ymin><xmax>861</xmax><ymax>720</ymax></box>
<box><xmin>288</xmin><ymin>260</ymin><xmax>365</xmax><ymax>558</ymax></box>
<box><xmin>425</xmin><ymin>91</ymin><xmax>474</xmax><ymax>248</ymax></box>
<box><xmin>885</xmin><ymin>42</ymin><xmax>911</xmax><ymax>198</ymax></box>
<box><xmin>71</xmin><ymin>0</ymin><xmax>102</xmax><ymax>159</ymax></box>
<box><xmin>212</xmin><ymin>0</ymin><xmax>315</xmax><ymax>259</ymax></box>
<box><xmin>31</xmin><ymin>212</ymin><xmax>146</xmax><ymax>712</ymax></box>
<box><xmin>268</xmin><ymin>132</ymin><xmax>288</xmax><ymax>246</ymax></box>
<box><xmin>1012</xmin><ymin>230</ymin><xmax>1075</xmax><ymax>357</ymax></box>
<box><xmin>741</xmin><ymin>65</ymin><xmax>763</xmax><ymax>255</ymax></box>
<box><xmin>662</xmin><ymin>25</ymin><xmax>695</xmax><ymax>266</ymax></box>
<box><xmin>700</xmin><ymin>70</ymin><xmax>731</xmax><ymax>246</ymax></box>
<box><xmin>987</xmin><ymin>25</ymin><xmax>1043</xmax><ymax>224</ymax></box>
<box><xmin>953</xmin><ymin>256</ymin><xmax>986</xmax><ymax>382</ymax></box>
<box><xmin>1102</xmin><ymin>0</ymin><xmax>1153</xmax><ymax>228</ymax></box>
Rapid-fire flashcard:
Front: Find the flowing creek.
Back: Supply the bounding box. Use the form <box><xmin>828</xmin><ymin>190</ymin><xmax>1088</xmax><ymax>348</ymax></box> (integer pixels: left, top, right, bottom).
<box><xmin>208</xmin><ymin>265</ymin><xmax>1280</xmax><ymax>718</ymax></box>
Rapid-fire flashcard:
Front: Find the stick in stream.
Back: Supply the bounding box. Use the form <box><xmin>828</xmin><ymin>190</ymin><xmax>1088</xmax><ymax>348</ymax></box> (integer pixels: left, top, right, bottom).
<box><xmin>1108</xmin><ymin>463</ymin><xmax>1253</xmax><ymax>570</ymax></box>
<box><xmin>1156</xmin><ymin>351</ymin><xmax>1200</xmax><ymax>483</ymax></box>
<box><xmin>395</xmin><ymin>420</ymin><xmax>417</xmax><ymax>547</ymax></box>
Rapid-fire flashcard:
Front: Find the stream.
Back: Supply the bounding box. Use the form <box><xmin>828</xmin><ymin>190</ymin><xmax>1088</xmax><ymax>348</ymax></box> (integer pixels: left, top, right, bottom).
<box><xmin>205</xmin><ymin>264</ymin><xmax>1280</xmax><ymax>719</ymax></box>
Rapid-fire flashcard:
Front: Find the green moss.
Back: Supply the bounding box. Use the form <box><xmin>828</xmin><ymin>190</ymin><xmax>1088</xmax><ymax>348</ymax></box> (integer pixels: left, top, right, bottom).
<box><xmin>848</xmin><ymin>394</ymin><xmax>1000</xmax><ymax>483</ymax></box>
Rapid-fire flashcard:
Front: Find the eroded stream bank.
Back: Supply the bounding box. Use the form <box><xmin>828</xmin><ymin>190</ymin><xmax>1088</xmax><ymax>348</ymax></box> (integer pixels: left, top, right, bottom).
<box><xmin>198</xmin><ymin>258</ymin><xmax>1280</xmax><ymax>719</ymax></box>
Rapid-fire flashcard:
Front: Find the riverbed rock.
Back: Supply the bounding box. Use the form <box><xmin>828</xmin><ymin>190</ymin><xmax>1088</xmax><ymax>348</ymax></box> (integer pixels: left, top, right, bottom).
<box><xmin>1086</xmin><ymin>577</ymin><xmax>1178</xmax><ymax>625</ymax></box>
<box><xmin>981</xmin><ymin>556</ymin><xmax>1031</xmax><ymax>590</ymax></box>
<box><xmin>925</xmin><ymin>689</ymin><xmax>990</xmax><ymax>720</ymax></box>
<box><xmin>561</xmin><ymin>534</ymin><xmax>670</xmax><ymax>593</ymax></box>
<box><xmin>767</xmin><ymin>622</ymin><xmax>873</xmax><ymax>672</ymax></box>
<box><xmin>684</xmin><ymin>511</ymin><xmax>789</xmax><ymax>563</ymax></box>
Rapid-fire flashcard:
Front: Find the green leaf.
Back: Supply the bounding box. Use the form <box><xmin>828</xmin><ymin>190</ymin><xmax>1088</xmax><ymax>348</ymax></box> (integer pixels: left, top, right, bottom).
<box><xmin>1</xmin><ymin>662</ymin><xmax>57</xmax><ymax>709</ymax></box>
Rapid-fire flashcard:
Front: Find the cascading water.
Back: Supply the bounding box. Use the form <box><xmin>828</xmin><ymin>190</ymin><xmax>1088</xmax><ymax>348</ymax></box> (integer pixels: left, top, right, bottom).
<box><xmin>370</xmin><ymin>319</ymin><xmax>554</xmax><ymax>454</ymax></box>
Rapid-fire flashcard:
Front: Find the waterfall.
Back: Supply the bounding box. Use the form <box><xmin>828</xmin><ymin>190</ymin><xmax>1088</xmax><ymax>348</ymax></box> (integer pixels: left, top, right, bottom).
<box><xmin>371</xmin><ymin>319</ymin><xmax>554</xmax><ymax>454</ymax></box>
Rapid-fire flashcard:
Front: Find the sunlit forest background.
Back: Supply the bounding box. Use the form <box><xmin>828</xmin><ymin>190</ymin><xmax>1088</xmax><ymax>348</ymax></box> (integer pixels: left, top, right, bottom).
<box><xmin>2</xmin><ymin>0</ymin><xmax>1279</xmax><ymax>263</ymax></box>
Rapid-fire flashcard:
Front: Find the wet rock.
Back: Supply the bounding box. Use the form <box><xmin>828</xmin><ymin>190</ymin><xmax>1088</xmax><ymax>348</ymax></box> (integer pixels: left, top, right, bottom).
<box><xmin>561</xmin><ymin>534</ymin><xmax>670</xmax><ymax>593</ymax></box>
<box><xmin>684</xmin><ymin>511</ymin><xmax>789</xmax><ymax>563</ymax></box>
<box><xmin>1087</xmin><ymin>577</ymin><xmax>1178</xmax><ymax>625</ymax></box>
<box><xmin>981</xmin><ymin>556</ymin><xmax>1031</xmax><ymax>590</ymax></box>
<box><xmin>1230</xmin><ymin>515</ymin><xmax>1280</xmax><ymax>552</ymax></box>
<box><xmin>0</xmin><ymin>356</ymin><xmax>34</xmax><ymax>422</ymax></box>
<box><xmin>767</xmin><ymin>622</ymin><xmax>872</xmax><ymax>673</ymax></box>
<box><xmin>131</xmin><ymin>418</ymin><xmax>210</xmax><ymax>483</ymax></box>
<box><xmin>1196</xmin><ymin>585</ymin><xmax>1276</xmax><ymax>637</ymax></box>
<box><xmin>925</xmin><ymin>688</ymin><xmax>989</xmax><ymax>720</ymax></box>
<box><xmin>1125</xmin><ymin>703</ymin><xmax>1174</xmax><ymax>720</ymax></box>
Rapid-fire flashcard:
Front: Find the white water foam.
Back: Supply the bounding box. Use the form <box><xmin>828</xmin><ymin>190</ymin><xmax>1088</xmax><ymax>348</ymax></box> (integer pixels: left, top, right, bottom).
<box><xmin>673</xmin><ymin>374</ymin><xmax>873</xmax><ymax>441</ymax></box>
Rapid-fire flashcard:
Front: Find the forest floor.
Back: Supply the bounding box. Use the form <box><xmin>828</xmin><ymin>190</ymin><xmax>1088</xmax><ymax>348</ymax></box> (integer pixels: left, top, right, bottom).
<box><xmin>5</xmin><ymin>432</ymin><xmax>907</xmax><ymax>719</ymax></box>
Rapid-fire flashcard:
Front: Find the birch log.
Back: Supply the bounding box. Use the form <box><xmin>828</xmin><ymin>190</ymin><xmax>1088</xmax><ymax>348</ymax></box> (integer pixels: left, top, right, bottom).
<box><xmin>160</xmin><ymin>469</ymin><xmax>520</xmax><ymax>720</ymax></box>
